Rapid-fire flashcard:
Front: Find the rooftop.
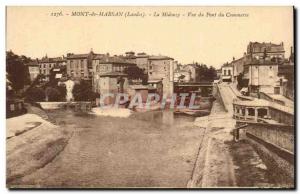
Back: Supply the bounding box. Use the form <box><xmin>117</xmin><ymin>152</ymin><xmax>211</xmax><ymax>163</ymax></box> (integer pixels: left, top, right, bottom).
<box><xmin>148</xmin><ymin>55</ymin><xmax>174</xmax><ymax>60</ymax></box>
<box><xmin>94</xmin><ymin>55</ymin><xmax>135</xmax><ymax>65</ymax></box>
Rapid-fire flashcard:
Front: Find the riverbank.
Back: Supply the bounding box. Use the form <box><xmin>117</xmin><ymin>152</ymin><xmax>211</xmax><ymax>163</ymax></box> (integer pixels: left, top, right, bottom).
<box><xmin>189</xmin><ymin>96</ymin><xmax>293</xmax><ymax>188</ymax></box>
<box><xmin>7</xmin><ymin>111</ymin><xmax>72</xmax><ymax>187</ymax></box>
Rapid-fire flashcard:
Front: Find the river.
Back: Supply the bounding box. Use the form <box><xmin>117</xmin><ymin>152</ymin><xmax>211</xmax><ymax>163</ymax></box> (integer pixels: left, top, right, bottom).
<box><xmin>18</xmin><ymin>109</ymin><xmax>206</xmax><ymax>188</ymax></box>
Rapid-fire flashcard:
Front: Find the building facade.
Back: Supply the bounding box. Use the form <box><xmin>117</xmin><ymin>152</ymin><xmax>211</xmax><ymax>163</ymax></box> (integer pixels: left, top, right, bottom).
<box><xmin>247</xmin><ymin>42</ymin><xmax>285</xmax><ymax>61</ymax></box>
<box><xmin>244</xmin><ymin>60</ymin><xmax>281</xmax><ymax>95</ymax></box>
<box><xmin>221</xmin><ymin>63</ymin><xmax>233</xmax><ymax>82</ymax></box>
<box><xmin>26</xmin><ymin>60</ymin><xmax>40</xmax><ymax>81</ymax></box>
<box><xmin>148</xmin><ymin>56</ymin><xmax>174</xmax><ymax>97</ymax></box>
<box><xmin>39</xmin><ymin>56</ymin><xmax>66</xmax><ymax>81</ymax></box>
<box><xmin>66</xmin><ymin>51</ymin><xmax>100</xmax><ymax>80</ymax></box>
<box><xmin>92</xmin><ymin>55</ymin><xmax>136</xmax><ymax>94</ymax></box>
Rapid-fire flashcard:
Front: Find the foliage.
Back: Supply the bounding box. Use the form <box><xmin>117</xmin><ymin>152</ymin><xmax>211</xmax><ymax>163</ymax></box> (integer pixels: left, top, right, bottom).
<box><xmin>72</xmin><ymin>80</ymin><xmax>98</xmax><ymax>101</ymax></box>
<box><xmin>124</xmin><ymin>66</ymin><xmax>148</xmax><ymax>84</ymax></box>
<box><xmin>194</xmin><ymin>63</ymin><xmax>217</xmax><ymax>82</ymax></box>
<box><xmin>45</xmin><ymin>87</ymin><xmax>61</xmax><ymax>102</ymax></box>
<box><xmin>57</xmin><ymin>84</ymin><xmax>67</xmax><ymax>101</ymax></box>
<box><xmin>6</xmin><ymin>51</ymin><xmax>31</xmax><ymax>91</ymax></box>
<box><xmin>25</xmin><ymin>87</ymin><xmax>45</xmax><ymax>102</ymax></box>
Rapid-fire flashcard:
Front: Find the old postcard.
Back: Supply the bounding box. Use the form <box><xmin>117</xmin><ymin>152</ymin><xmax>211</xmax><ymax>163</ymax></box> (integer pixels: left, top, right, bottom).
<box><xmin>6</xmin><ymin>6</ymin><xmax>294</xmax><ymax>189</ymax></box>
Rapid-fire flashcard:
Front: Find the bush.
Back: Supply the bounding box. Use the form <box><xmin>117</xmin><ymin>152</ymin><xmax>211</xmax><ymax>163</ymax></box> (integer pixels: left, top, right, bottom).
<box><xmin>72</xmin><ymin>80</ymin><xmax>97</xmax><ymax>101</ymax></box>
<box><xmin>45</xmin><ymin>87</ymin><xmax>61</xmax><ymax>102</ymax></box>
<box><xmin>25</xmin><ymin>87</ymin><xmax>45</xmax><ymax>102</ymax></box>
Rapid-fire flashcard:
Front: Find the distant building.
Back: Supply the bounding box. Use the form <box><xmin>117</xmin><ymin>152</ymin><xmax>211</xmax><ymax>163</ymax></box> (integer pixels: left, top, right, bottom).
<box><xmin>39</xmin><ymin>55</ymin><xmax>66</xmax><ymax>81</ymax></box>
<box><xmin>278</xmin><ymin>64</ymin><xmax>294</xmax><ymax>100</ymax></box>
<box><xmin>174</xmin><ymin>69</ymin><xmax>191</xmax><ymax>82</ymax></box>
<box><xmin>221</xmin><ymin>63</ymin><xmax>233</xmax><ymax>82</ymax></box>
<box><xmin>66</xmin><ymin>50</ymin><xmax>100</xmax><ymax>80</ymax></box>
<box><xmin>92</xmin><ymin>55</ymin><xmax>136</xmax><ymax>94</ymax></box>
<box><xmin>247</xmin><ymin>42</ymin><xmax>285</xmax><ymax>61</ymax></box>
<box><xmin>148</xmin><ymin>55</ymin><xmax>174</xmax><ymax>97</ymax></box>
<box><xmin>244</xmin><ymin>60</ymin><xmax>281</xmax><ymax>95</ymax></box>
<box><xmin>26</xmin><ymin>60</ymin><xmax>40</xmax><ymax>81</ymax></box>
<box><xmin>124</xmin><ymin>52</ymin><xmax>150</xmax><ymax>74</ymax></box>
<box><xmin>182</xmin><ymin>64</ymin><xmax>198</xmax><ymax>82</ymax></box>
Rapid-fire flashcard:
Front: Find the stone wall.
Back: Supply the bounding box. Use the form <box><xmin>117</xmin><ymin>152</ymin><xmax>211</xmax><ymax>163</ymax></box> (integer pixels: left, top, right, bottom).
<box><xmin>245</xmin><ymin>122</ymin><xmax>294</xmax><ymax>154</ymax></box>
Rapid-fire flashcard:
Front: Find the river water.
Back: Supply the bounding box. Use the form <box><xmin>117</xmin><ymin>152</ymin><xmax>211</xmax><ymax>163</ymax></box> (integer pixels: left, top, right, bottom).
<box><xmin>19</xmin><ymin>109</ymin><xmax>206</xmax><ymax>188</ymax></box>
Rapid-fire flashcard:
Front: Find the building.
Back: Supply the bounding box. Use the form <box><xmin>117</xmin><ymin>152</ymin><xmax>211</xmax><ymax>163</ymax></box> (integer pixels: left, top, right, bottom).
<box><xmin>182</xmin><ymin>64</ymin><xmax>198</xmax><ymax>82</ymax></box>
<box><xmin>230</xmin><ymin>54</ymin><xmax>249</xmax><ymax>83</ymax></box>
<box><xmin>148</xmin><ymin>55</ymin><xmax>174</xmax><ymax>97</ymax></box>
<box><xmin>124</xmin><ymin>52</ymin><xmax>151</xmax><ymax>74</ymax></box>
<box><xmin>244</xmin><ymin>59</ymin><xmax>281</xmax><ymax>95</ymax></box>
<box><xmin>221</xmin><ymin>63</ymin><xmax>233</xmax><ymax>82</ymax></box>
<box><xmin>174</xmin><ymin>69</ymin><xmax>191</xmax><ymax>83</ymax></box>
<box><xmin>26</xmin><ymin>60</ymin><xmax>40</xmax><ymax>81</ymax></box>
<box><xmin>92</xmin><ymin>55</ymin><xmax>136</xmax><ymax>94</ymax></box>
<box><xmin>66</xmin><ymin>50</ymin><xmax>101</xmax><ymax>80</ymax></box>
<box><xmin>247</xmin><ymin>42</ymin><xmax>285</xmax><ymax>61</ymax></box>
<box><xmin>39</xmin><ymin>55</ymin><xmax>66</xmax><ymax>81</ymax></box>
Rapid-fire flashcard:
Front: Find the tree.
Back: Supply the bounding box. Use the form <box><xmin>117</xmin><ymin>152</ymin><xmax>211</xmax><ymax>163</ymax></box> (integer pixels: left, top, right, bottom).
<box><xmin>6</xmin><ymin>51</ymin><xmax>31</xmax><ymax>91</ymax></box>
<box><xmin>45</xmin><ymin>87</ymin><xmax>61</xmax><ymax>102</ymax></box>
<box><xmin>72</xmin><ymin>80</ymin><xmax>97</xmax><ymax>101</ymax></box>
<box><xmin>25</xmin><ymin>87</ymin><xmax>45</xmax><ymax>102</ymax></box>
<box><xmin>124</xmin><ymin>66</ymin><xmax>148</xmax><ymax>84</ymax></box>
<box><xmin>57</xmin><ymin>84</ymin><xmax>67</xmax><ymax>101</ymax></box>
<box><xmin>195</xmin><ymin>64</ymin><xmax>217</xmax><ymax>82</ymax></box>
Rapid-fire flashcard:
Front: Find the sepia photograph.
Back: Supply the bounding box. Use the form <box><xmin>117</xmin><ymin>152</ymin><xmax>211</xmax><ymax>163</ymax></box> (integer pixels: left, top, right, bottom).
<box><xmin>5</xmin><ymin>6</ymin><xmax>295</xmax><ymax>189</ymax></box>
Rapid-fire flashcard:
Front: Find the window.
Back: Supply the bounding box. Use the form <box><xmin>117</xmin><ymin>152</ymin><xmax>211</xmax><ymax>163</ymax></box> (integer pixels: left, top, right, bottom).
<box><xmin>149</xmin><ymin>66</ymin><xmax>152</xmax><ymax>70</ymax></box>
<box><xmin>228</xmin><ymin>70</ymin><xmax>231</xmax><ymax>76</ymax></box>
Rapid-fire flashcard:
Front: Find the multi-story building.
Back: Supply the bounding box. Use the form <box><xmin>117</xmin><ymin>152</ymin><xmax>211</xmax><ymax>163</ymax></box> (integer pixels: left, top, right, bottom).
<box><xmin>66</xmin><ymin>51</ymin><xmax>101</xmax><ymax>80</ymax></box>
<box><xmin>26</xmin><ymin>60</ymin><xmax>40</xmax><ymax>81</ymax></box>
<box><xmin>92</xmin><ymin>55</ymin><xmax>136</xmax><ymax>94</ymax></box>
<box><xmin>182</xmin><ymin>64</ymin><xmax>199</xmax><ymax>82</ymax></box>
<box><xmin>174</xmin><ymin>69</ymin><xmax>191</xmax><ymax>83</ymax></box>
<box><xmin>244</xmin><ymin>59</ymin><xmax>281</xmax><ymax>95</ymax></box>
<box><xmin>124</xmin><ymin>51</ymin><xmax>150</xmax><ymax>74</ymax></box>
<box><xmin>221</xmin><ymin>63</ymin><xmax>233</xmax><ymax>82</ymax></box>
<box><xmin>39</xmin><ymin>56</ymin><xmax>66</xmax><ymax>81</ymax></box>
<box><xmin>148</xmin><ymin>55</ymin><xmax>174</xmax><ymax>97</ymax></box>
<box><xmin>247</xmin><ymin>42</ymin><xmax>285</xmax><ymax>61</ymax></box>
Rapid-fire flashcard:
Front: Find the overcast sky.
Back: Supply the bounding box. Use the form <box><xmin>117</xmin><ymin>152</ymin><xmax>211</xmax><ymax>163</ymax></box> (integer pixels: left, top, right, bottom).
<box><xmin>6</xmin><ymin>6</ymin><xmax>293</xmax><ymax>68</ymax></box>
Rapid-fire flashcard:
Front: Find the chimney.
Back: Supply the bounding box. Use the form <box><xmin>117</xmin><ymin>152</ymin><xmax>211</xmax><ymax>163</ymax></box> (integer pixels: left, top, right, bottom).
<box><xmin>233</xmin><ymin>56</ymin><xmax>235</xmax><ymax>61</ymax></box>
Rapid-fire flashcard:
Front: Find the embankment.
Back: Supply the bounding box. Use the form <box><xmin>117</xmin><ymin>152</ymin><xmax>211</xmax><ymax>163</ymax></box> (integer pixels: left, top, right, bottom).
<box><xmin>6</xmin><ymin>112</ymin><xmax>72</xmax><ymax>187</ymax></box>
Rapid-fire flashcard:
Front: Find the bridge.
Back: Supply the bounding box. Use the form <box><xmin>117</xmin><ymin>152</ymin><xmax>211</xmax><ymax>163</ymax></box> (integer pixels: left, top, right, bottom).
<box><xmin>174</xmin><ymin>82</ymin><xmax>213</xmax><ymax>96</ymax></box>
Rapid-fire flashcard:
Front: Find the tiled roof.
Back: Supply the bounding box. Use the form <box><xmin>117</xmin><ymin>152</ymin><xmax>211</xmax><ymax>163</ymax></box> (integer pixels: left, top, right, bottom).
<box><xmin>26</xmin><ymin>60</ymin><xmax>39</xmax><ymax>66</ymax></box>
<box><xmin>40</xmin><ymin>57</ymin><xmax>66</xmax><ymax>63</ymax></box>
<box><xmin>94</xmin><ymin>55</ymin><xmax>135</xmax><ymax>65</ymax></box>
<box><xmin>148</xmin><ymin>55</ymin><xmax>173</xmax><ymax>60</ymax></box>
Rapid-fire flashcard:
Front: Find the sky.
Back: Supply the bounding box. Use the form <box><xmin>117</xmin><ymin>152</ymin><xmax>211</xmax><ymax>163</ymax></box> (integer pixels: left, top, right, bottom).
<box><xmin>6</xmin><ymin>6</ymin><xmax>293</xmax><ymax>69</ymax></box>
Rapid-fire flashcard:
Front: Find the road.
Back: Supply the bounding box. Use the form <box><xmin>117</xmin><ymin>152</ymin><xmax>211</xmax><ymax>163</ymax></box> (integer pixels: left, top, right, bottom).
<box><xmin>218</xmin><ymin>83</ymin><xmax>237</xmax><ymax>114</ymax></box>
<box><xmin>10</xmin><ymin>111</ymin><xmax>206</xmax><ymax>188</ymax></box>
